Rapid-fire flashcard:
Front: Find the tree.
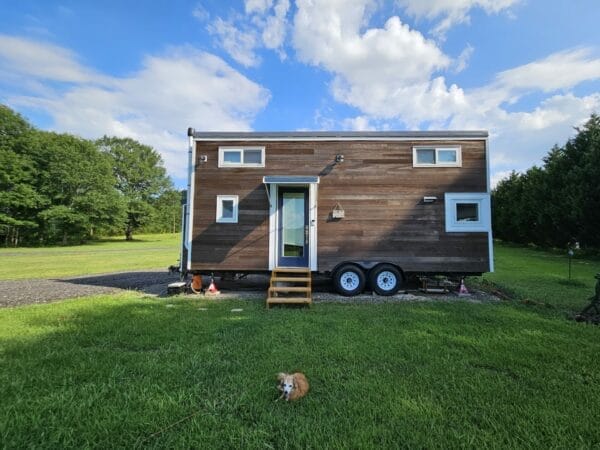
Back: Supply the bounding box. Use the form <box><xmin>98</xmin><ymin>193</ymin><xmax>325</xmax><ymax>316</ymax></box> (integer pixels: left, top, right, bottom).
<box><xmin>141</xmin><ymin>189</ymin><xmax>183</xmax><ymax>234</ymax></box>
<box><xmin>31</xmin><ymin>132</ymin><xmax>126</xmax><ymax>244</ymax></box>
<box><xmin>0</xmin><ymin>106</ymin><xmax>44</xmax><ymax>245</ymax></box>
<box><xmin>96</xmin><ymin>136</ymin><xmax>172</xmax><ymax>240</ymax></box>
<box><xmin>492</xmin><ymin>114</ymin><xmax>600</xmax><ymax>249</ymax></box>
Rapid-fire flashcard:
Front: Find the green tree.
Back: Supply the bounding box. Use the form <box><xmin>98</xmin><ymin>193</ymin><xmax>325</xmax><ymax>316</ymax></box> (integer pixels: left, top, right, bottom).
<box><xmin>96</xmin><ymin>136</ymin><xmax>172</xmax><ymax>240</ymax></box>
<box><xmin>0</xmin><ymin>106</ymin><xmax>44</xmax><ymax>245</ymax></box>
<box><xmin>492</xmin><ymin>114</ymin><xmax>600</xmax><ymax>249</ymax></box>
<box><xmin>32</xmin><ymin>132</ymin><xmax>126</xmax><ymax>244</ymax></box>
<box><xmin>140</xmin><ymin>189</ymin><xmax>183</xmax><ymax>234</ymax></box>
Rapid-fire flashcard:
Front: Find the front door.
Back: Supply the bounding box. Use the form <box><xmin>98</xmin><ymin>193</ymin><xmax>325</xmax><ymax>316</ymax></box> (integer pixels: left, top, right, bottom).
<box><xmin>277</xmin><ymin>187</ymin><xmax>309</xmax><ymax>267</ymax></box>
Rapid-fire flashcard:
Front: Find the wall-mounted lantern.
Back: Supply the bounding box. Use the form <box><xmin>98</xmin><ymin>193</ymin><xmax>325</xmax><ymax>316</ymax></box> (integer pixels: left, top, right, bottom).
<box><xmin>335</xmin><ymin>154</ymin><xmax>344</xmax><ymax>163</ymax></box>
<box><xmin>199</xmin><ymin>155</ymin><xmax>208</xmax><ymax>163</ymax></box>
<box><xmin>332</xmin><ymin>203</ymin><xmax>345</xmax><ymax>219</ymax></box>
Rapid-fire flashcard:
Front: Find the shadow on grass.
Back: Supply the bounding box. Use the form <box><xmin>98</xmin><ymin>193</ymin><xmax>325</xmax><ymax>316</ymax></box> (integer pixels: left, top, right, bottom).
<box><xmin>1</xmin><ymin>298</ymin><xmax>599</xmax><ymax>448</ymax></box>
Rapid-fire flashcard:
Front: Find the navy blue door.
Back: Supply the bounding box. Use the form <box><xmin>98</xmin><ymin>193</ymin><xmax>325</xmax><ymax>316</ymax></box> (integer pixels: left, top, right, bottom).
<box><xmin>277</xmin><ymin>187</ymin><xmax>309</xmax><ymax>267</ymax></box>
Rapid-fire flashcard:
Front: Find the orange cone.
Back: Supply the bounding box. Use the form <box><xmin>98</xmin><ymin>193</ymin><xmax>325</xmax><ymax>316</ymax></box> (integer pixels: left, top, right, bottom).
<box><xmin>458</xmin><ymin>277</ymin><xmax>470</xmax><ymax>296</ymax></box>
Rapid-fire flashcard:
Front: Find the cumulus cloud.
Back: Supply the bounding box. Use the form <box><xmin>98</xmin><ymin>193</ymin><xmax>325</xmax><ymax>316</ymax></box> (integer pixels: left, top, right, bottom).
<box><xmin>1</xmin><ymin>36</ymin><xmax>270</xmax><ymax>180</ymax></box>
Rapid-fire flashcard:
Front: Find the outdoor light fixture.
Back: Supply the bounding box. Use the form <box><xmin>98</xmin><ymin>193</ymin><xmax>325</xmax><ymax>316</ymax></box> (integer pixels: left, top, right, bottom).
<box><xmin>335</xmin><ymin>154</ymin><xmax>344</xmax><ymax>163</ymax></box>
<box><xmin>200</xmin><ymin>155</ymin><xmax>208</xmax><ymax>163</ymax></box>
<box><xmin>423</xmin><ymin>196</ymin><xmax>438</xmax><ymax>203</ymax></box>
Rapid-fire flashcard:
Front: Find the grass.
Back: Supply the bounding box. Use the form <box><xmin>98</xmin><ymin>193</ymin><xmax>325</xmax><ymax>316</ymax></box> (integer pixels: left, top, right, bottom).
<box><xmin>0</xmin><ymin>233</ymin><xmax>180</xmax><ymax>280</ymax></box>
<box><xmin>476</xmin><ymin>241</ymin><xmax>600</xmax><ymax>314</ymax></box>
<box><xmin>1</xmin><ymin>240</ymin><xmax>600</xmax><ymax>447</ymax></box>
<box><xmin>1</xmin><ymin>292</ymin><xmax>600</xmax><ymax>448</ymax></box>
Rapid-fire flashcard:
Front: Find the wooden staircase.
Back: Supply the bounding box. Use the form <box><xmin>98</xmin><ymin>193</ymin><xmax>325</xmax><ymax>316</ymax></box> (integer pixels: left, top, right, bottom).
<box><xmin>266</xmin><ymin>267</ymin><xmax>312</xmax><ymax>308</ymax></box>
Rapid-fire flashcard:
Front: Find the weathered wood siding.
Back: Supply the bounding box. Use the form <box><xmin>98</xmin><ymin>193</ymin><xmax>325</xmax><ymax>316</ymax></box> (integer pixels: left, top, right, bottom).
<box><xmin>191</xmin><ymin>139</ymin><xmax>489</xmax><ymax>273</ymax></box>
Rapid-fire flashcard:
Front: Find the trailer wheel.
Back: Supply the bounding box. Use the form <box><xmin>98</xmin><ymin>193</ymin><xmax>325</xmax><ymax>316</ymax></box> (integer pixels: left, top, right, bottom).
<box><xmin>333</xmin><ymin>264</ymin><xmax>366</xmax><ymax>296</ymax></box>
<box><xmin>369</xmin><ymin>264</ymin><xmax>402</xmax><ymax>296</ymax></box>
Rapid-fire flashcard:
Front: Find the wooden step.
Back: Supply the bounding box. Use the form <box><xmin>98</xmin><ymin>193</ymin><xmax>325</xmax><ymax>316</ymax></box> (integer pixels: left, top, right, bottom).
<box><xmin>271</xmin><ymin>277</ymin><xmax>311</xmax><ymax>283</ymax></box>
<box><xmin>272</xmin><ymin>267</ymin><xmax>311</xmax><ymax>273</ymax></box>
<box><xmin>266</xmin><ymin>297</ymin><xmax>312</xmax><ymax>304</ymax></box>
<box><xmin>269</xmin><ymin>286</ymin><xmax>311</xmax><ymax>293</ymax></box>
<box><xmin>267</xmin><ymin>267</ymin><xmax>312</xmax><ymax>308</ymax></box>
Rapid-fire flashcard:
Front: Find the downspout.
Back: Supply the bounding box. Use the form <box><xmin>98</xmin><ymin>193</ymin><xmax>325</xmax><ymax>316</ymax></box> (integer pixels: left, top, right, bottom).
<box><xmin>185</xmin><ymin>127</ymin><xmax>196</xmax><ymax>272</ymax></box>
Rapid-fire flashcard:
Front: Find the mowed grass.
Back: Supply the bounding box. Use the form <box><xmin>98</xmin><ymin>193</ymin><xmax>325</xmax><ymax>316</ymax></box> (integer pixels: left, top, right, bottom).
<box><xmin>1</xmin><ymin>293</ymin><xmax>600</xmax><ymax>448</ymax></box>
<box><xmin>0</xmin><ymin>233</ymin><xmax>180</xmax><ymax>280</ymax></box>
<box><xmin>478</xmin><ymin>242</ymin><xmax>600</xmax><ymax>314</ymax></box>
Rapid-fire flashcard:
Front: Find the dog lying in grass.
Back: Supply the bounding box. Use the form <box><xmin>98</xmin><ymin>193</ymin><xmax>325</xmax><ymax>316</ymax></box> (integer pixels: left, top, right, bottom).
<box><xmin>277</xmin><ymin>372</ymin><xmax>309</xmax><ymax>401</ymax></box>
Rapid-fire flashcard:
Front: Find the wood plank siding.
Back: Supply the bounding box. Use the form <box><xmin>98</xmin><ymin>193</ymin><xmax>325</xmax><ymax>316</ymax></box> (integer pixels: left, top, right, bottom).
<box><xmin>190</xmin><ymin>139</ymin><xmax>489</xmax><ymax>274</ymax></box>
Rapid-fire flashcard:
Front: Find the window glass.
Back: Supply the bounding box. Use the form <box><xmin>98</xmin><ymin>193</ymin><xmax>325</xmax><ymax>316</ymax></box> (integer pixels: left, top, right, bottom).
<box><xmin>416</xmin><ymin>149</ymin><xmax>435</xmax><ymax>164</ymax></box>
<box><xmin>438</xmin><ymin>149</ymin><xmax>457</xmax><ymax>163</ymax></box>
<box><xmin>243</xmin><ymin>149</ymin><xmax>262</xmax><ymax>164</ymax></box>
<box><xmin>223</xmin><ymin>150</ymin><xmax>241</xmax><ymax>164</ymax></box>
<box><xmin>456</xmin><ymin>203</ymin><xmax>479</xmax><ymax>222</ymax></box>
<box><xmin>221</xmin><ymin>200</ymin><xmax>234</xmax><ymax>219</ymax></box>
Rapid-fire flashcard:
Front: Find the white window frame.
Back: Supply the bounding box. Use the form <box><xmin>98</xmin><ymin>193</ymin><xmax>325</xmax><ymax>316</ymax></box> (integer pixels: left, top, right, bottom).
<box><xmin>413</xmin><ymin>146</ymin><xmax>462</xmax><ymax>167</ymax></box>
<box><xmin>216</xmin><ymin>195</ymin><xmax>239</xmax><ymax>223</ymax></box>
<box><xmin>218</xmin><ymin>146</ymin><xmax>265</xmax><ymax>168</ymax></box>
<box><xmin>445</xmin><ymin>193</ymin><xmax>490</xmax><ymax>233</ymax></box>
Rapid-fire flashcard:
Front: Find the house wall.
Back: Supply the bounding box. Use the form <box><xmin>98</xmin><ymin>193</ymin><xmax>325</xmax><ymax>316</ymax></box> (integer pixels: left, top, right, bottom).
<box><xmin>190</xmin><ymin>139</ymin><xmax>489</xmax><ymax>273</ymax></box>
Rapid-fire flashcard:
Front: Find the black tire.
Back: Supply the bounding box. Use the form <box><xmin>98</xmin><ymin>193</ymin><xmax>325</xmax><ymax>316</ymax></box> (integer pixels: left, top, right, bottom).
<box><xmin>333</xmin><ymin>264</ymin><xmax>366</xmax><ymax>296</ymax></box>
<box><xmin>369</xmin><ymin>264</ymin><xmax>402</xmax><ymax>296</ymax></box>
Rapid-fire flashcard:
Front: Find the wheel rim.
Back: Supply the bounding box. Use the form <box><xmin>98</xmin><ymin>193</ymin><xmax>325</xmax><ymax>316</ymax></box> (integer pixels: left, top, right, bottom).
<box><xmin>376</xmin><ymin>271</ymin><xmax>397</xmax><ymax>291</ymax></box>
<box><xmin>341</xmin><ymin>271</ymin><xmax>360</xmax><ymax>291</ymax></box>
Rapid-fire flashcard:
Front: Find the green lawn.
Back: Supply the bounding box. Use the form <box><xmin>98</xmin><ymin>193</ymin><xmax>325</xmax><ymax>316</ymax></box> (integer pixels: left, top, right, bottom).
<box><xmin>1</xmin><ymin>241</ymin><xmax>600</xmax><ymax>448</ymax></box>
<box><xmin>0</xmin><ymin>233</ymin><xmax>180</xmax><ymax>280</ymax></box>
<box><xmin>478</xmin><ymin>242</ymin><xmax>600</xmax><ymax>314</ymax></box>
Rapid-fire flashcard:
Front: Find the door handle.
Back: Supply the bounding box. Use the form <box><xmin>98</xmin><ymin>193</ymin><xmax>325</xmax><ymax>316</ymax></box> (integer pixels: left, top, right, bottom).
<box><xmin>304</xmin><ymin>225</ymin><xmax>309</xmax><ymax>245</ymax></box>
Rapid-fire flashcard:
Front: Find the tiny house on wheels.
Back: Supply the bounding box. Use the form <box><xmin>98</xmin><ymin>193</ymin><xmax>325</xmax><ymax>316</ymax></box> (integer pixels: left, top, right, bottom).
<box><xmin>180</xmin><ymin>129</ymin><xmax>493</xmax><ymax>301</ymax></box>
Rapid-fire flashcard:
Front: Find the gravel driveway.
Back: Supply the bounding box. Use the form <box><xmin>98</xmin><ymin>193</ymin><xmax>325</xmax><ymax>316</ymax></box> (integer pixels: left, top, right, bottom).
<box><xmin>0</xmin><ymin>272</ymin><xmax>497</xmax><ymax>308</ymax></box>
<box><xmin>0</xmin><ymin>270</ymin><xmax>181</xmax><ymax>308</ymax></box>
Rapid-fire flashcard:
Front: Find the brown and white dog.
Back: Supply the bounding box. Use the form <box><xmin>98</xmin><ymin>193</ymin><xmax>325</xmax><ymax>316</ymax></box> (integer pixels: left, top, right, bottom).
<box><xmin>277</xmin><ymin>372</ymin><xmax>309</xmax><ymax>401</ymax></box>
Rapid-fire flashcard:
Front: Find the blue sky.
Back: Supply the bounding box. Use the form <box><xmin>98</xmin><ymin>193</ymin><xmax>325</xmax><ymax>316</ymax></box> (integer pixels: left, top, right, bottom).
<box><xmin>1</xmin><ymin>0</ymin><xmax>599</xmax><ymax>188</ymax></box>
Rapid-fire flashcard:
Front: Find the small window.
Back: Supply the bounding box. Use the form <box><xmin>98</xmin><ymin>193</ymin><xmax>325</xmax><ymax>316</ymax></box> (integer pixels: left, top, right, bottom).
<box><xmin>216</xmin><ymin>195</ymin><xmax>238</xmax><ymax>223</ymax></box>
<box><xmin>218</xmin><ymin>147</ymin><xmax>265</xmax><ymax>167</ymax></box>
<box><xmin>413</xmin><ymin>147</ymin><xmax>461</xmax><ymax>167</ymax></box>
<box><xmin>445</xmin><ymin>193</ymin><xmax>490</xmax><ymax>232</ymax></box>
<box><xmin>456</xmin><ymin>203</ymin><xmax>479</xmax><ymax>222</ymax></box>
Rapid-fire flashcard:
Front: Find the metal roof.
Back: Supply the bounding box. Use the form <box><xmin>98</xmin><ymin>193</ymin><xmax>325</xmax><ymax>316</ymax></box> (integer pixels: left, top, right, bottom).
<box><xmin>263</xmin><ymin>176</ymin><xmax>320</xmax><ymax>184</ymax></box>
<box><xmin>191</xmin><ymin>130</ymin><xmax>488</xmax><ymax>140</ymax></box>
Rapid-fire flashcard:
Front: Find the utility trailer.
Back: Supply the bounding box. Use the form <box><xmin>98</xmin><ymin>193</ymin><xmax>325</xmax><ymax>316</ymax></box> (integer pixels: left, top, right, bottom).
<box><xmin>179</xmin><ymin>129</ymin><xmax>493</xmax><ymax>296</ymax></box>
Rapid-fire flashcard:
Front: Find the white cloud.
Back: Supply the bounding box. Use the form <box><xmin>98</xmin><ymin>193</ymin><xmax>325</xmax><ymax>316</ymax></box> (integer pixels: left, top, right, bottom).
<box><xmin>0</xmin><ymin>34</ymin><xmax>108</xmax><ymax>84</ymax></box>
<box><xmin>262</xmin><ymin>0</ymin><xmax>290</xmax><ymax>54</ymax></box>
<box><xmin>2</xmin><ymin>37</ymin><xmax>270</xmax><ymax>181</ymax></box>
<box><xmin>397</xmin><ymin>0</ymin><xmax>521</xmax><ymax>37</ymax></box>
<box><xmin>245</xmin><ymin>0</ymin><xmax>274</xmax><ymax>14</ymax></box>
<box><xmin>293</xmin><ymin>0</ymin><xmax>465</xmax><ymax>125</ymax></box>
<box><xmin>192</xmin><ymin>4</ymin><xmax>210</xmax><ymax>22</ymax></box>
<box><xmin>454</xmin><ymin>44</ymin><xmax>474</xmax><ymax>73</ymax></box>
<box><xmin>203</xmin><ymin>0</ymin><xmax>290</xmax><ymax>66</ymax></box>
<box><xmin>493</xmin><ymin>48</ymin><xmax>600</xmax><ymax>93</ymax></box>
<box><xmin>207</xmin><ymin>17</ymin><xmax>261</xmax><ymax>67</ymax></box>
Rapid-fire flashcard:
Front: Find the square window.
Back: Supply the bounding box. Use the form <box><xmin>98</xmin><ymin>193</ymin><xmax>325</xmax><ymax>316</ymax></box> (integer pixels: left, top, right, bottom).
<box><xmin>456</xmin><ymin>203</ymin><xmax>479</xmax><ymax>222</ymax></box>
<box><xmin>416</xmin><ymin>149</ymin><xmax>435</xmax><ymax>165</ymax></box>
<box><xmin>223</xmin><ymin>150</ymin><xmax>241</xmax><ymax>164</ymax></box>
<box><xmin>243</xmin><ymin>149</ymin><xmax>262</xmax><ymax>164</ymax></box>
<box><xmin>438</xmin><ymin>149</ymin><xmax>457</xmax><ymax>163</ymax></box>
<box><xmin>216</xmin><ymin>195</ymin><xmax>238</xmax><ymax>223</ymax></box>
<box><xmin>445</xmin><ymin>193</ymin><xmax>489</xmax><ymax>232</ymax></box>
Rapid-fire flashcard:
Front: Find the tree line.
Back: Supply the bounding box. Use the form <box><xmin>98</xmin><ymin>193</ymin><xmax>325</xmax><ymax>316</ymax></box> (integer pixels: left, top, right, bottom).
<box><xmin>493</xmin><ymin>114</ymin><xmax>600</xmax><ymax>250</ymax></box>
<box><xmin>0</xmin><ymin>105</ymin><xmax>182</xmax><ymax>246</ymax></box>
